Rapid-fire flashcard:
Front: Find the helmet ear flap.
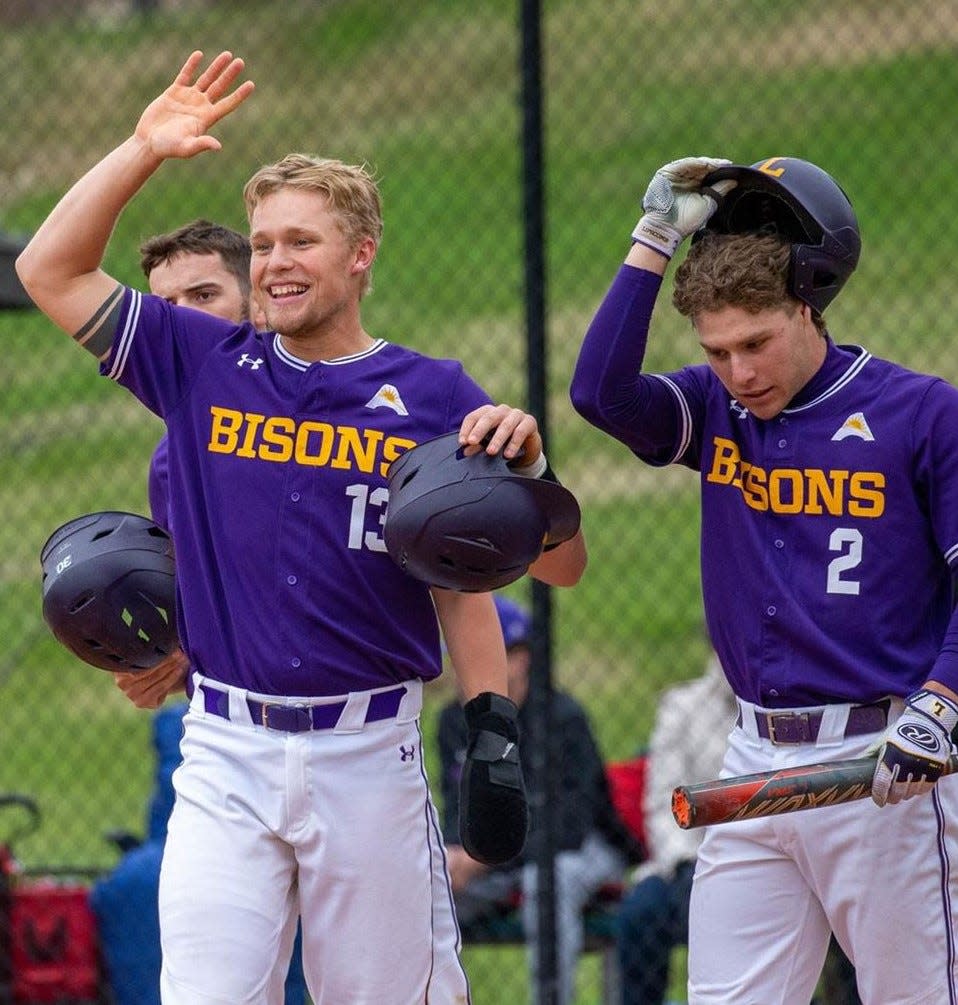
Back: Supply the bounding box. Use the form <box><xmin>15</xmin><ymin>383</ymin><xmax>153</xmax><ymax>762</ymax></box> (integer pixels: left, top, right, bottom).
<box><xmin>384</xmin><ymin>432</ymin><xmax>580</xmax><ymax>592</ymax></box>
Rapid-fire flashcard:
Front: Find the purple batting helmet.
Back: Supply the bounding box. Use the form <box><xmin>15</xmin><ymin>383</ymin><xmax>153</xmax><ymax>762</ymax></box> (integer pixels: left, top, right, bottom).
<box><xmin>384</xmin><ymin>432</ymin><xmax>581</xmax><ymax>592</ymax></box>
<box><xmin>699</xmin><ymin>156</ymin><xmax>861</xmax><ymax>315</ymax></box>
<box><xmin>40</xmin><ymin>511</ymin><xmax>178</xmax><ymax>672</ymax></box>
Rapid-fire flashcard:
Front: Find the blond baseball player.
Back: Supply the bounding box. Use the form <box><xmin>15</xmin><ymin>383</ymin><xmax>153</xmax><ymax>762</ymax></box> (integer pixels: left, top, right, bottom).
<box><xmin>17</xmin><ymin>50</ymin><xmax>585</xmax><ymax>1005</ymax></box>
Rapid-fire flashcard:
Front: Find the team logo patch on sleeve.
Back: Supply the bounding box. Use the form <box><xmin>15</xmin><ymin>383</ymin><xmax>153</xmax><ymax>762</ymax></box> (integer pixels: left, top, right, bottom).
<box><xmin>831</xmin><ymin>412</ymin><xmax>875</xmax><ymax>442</ymax></box>
<box><xmin>365</xmin><ymin>384</ymin><xmax>408</xmax><ymax>415</ymax></box>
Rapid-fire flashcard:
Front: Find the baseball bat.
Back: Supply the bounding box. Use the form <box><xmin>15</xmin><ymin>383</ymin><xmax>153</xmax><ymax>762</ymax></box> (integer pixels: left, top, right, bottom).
<box><xmin>672</xmin><ymin>753</ymin><xmax>958</xmax><ymax>829</ymax></box>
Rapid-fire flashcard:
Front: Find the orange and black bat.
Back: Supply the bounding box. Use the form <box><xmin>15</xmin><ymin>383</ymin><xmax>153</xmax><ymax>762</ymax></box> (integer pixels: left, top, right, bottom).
<box><xmin>672</xmin><ymin>754</ymin><xmax>958</xmax><ymax>829</ymax></box>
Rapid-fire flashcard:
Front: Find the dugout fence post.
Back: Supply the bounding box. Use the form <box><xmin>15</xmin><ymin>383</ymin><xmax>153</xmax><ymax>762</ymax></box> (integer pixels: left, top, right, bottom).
<box><xmin>518</xmin><ymin>1</ymin><xmax>560</xmax><ymax>1003</ymax></box>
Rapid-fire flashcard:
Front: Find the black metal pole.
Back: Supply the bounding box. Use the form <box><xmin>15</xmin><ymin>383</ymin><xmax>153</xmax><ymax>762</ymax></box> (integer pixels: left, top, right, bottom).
<box><xmin>518</xmin><ymin>2</ymin><xmax>558</xmax><ymax>1004</ymax></box>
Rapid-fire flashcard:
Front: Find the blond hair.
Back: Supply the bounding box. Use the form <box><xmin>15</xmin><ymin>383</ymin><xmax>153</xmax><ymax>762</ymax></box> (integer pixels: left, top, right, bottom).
<box><xmin>244</xmin><ymin>154</ymin><xmax>383</xmax><ymax>297</ymax></box>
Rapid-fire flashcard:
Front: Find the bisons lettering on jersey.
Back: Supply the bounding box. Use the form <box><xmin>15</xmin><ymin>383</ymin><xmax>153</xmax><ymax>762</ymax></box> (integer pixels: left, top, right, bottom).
<box><xmin>207</xmin><ymin>405</ymin><xmax>415</xmax><ymax>477</ymax></box>
<box><xmin>706</xmin><ymin>436</ymin><xmax>885</xmax><ymax>517</ymax></box>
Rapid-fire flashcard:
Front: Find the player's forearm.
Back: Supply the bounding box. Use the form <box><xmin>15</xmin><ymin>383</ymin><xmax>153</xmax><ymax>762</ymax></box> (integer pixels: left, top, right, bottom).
<box><xmin>923</xmin><ymin>680</ymin><xmax>958</xmax><ymax>704</ymax></box>
<box><xmin>16</xmin><ymin>135</ymin><xmax>164</xmax><ymax>332</ymax></box>
<box><xmin>625</xmin><ymin>240</ymin><xmax>670</xmax><ymax>275</ymax></box>
<box><xmin>528</xmin><ymin>529</ymin><xmax>587</xmax><ymax>587</ymax></box>
<box><xmin>433</xmin><ymin>589</ymin><xmax>509</xmax><ymax>701</ymax></box>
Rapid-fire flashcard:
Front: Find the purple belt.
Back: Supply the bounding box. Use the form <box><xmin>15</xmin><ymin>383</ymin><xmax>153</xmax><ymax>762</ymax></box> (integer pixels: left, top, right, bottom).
<box><xmin>200</xmin><ymin>682</ymin><xmax>408</xmax><ymax>733</ymax></box>
<box><xmin>737</xmin><ymin>699</ymin><xmax>890</xmax><ymax>744</ymax></box>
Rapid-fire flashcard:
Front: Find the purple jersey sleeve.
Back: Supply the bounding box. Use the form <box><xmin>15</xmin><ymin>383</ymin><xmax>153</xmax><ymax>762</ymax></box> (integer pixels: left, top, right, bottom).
<box><xmin>571</xmin><ymin>264</ymin><xmax>693</xmax><ymax>464</ymax></box>
<box><xmin>101</xmin><ymin>288</ymin><xmax>492</xmax><ymax>696</ymax></box>
<box><xmin>148</xmin><ymin>436</ymin><xmax>170</xmax><ymax>534</ymax></box>
<box><xmin>573</xmin><ymin>266</ymin><xmax>958</xmax><ymax>706</ymax></box>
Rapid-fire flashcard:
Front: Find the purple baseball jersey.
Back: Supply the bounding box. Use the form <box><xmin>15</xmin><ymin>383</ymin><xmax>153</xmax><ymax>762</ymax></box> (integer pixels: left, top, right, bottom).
<box><xmin>148</xmin><ymin>436</ymin><xmax>170</xmax><ymax>534</ymax></box>
<box><xmin>571</xmin><ymin>265</ymin><xmax>958</xmax><ymax>706</ymax></box>
<box><xmin>102</xmin><ymin>288</ymin><xmax>491</xmax><ymax>696</ymax></box>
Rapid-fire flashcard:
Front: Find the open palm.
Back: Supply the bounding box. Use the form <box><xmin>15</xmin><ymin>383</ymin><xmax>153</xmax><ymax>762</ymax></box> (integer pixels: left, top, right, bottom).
<box><xmin>134</xmin><ymin>50</ymin><xmax>254</xmax><ymax>160</ymax></box>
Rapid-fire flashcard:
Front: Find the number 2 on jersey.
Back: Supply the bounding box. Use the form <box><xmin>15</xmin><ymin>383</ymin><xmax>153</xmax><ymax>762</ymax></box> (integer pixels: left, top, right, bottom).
<box><xmin>826</xmin><ymin>527</ymin><xmax>862</xmax><ymax>595</ymax></box>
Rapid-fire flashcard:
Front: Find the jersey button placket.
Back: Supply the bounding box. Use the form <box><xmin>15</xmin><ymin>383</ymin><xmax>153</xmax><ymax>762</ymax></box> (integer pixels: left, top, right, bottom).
<box><xmin>761</xmin><ymin>422</ymin><xmax>792</xmax><ymax>691</ymax></box>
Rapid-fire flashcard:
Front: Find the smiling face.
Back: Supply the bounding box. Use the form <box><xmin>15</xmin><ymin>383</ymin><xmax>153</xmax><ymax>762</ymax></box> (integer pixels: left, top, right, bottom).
<box><xmin>695</xmin><ymin>300</ymin><xmax>827</xmax><ymax>420</ymax></box>
<box><xmin>148</xmin><ymin>251</ymin><xmax>249</xmax><ymax>323</ymax></box>
<box><xmin>249</xmin><ymin>188</ymin><xmax>376</xmax><ymax>352</ymax></box>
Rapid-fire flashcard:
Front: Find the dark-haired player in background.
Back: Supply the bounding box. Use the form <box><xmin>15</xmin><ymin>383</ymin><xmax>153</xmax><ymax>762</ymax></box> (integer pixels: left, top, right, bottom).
<box><xmin>114</xmin><ymin>218</ymin><xmax>265</xmax><ymax>710</ymax></box>
<box><xmin>570</xmin><ymin>156</ymin><xmax>958</xmax><ymax>1003</ymax></box>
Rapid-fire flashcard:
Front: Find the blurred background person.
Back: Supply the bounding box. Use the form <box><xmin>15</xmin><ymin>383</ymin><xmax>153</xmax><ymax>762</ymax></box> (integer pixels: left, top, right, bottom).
<box><xmin>438</xmin><ymin>593</ymin><xmax>643</xmax><ymax>1005</ymax></box>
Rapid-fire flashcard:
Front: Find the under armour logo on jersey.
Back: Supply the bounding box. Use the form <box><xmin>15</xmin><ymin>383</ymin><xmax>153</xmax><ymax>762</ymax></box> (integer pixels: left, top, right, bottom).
<box><xmin>399</xmin><ymin>744</ymin><xmax>416</xmax><ymax>762</ymax></box>
<box><xmin>237</xmin><ymin>353</ymin><xmax>264</xmax><ymax>370</ymax></box>
<box><xmin>729</xmin><ymin>400</ymin><xmax>749</xmax><ymax>419</ymax></box>
<box><xmin>832</xmin><ymin>412</ymin><xmax>874</xmax><ymax>441</ymax></box>
<box><xmin>365</xmin><ymin>384</ymin><xmax>408</xmax><ymax>416</ymax></box>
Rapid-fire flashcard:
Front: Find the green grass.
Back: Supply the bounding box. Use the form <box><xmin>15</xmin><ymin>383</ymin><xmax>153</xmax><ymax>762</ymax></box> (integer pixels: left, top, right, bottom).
<box><xmin>2</xmin><ymin>2</ymin><xmax>957</xmax><ymax>1000</ymax></box>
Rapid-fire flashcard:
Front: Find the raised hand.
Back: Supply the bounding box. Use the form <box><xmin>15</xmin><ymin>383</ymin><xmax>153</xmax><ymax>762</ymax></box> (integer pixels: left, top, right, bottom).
<box><xmin>134</xmin><ymin>50</ymin><xmax>255</xmax><ymax>161</ymax></box>
<box><xmin>632</xmin><ymin>156</ymin><xmax>735</xmax><ymax>260</ymax></box>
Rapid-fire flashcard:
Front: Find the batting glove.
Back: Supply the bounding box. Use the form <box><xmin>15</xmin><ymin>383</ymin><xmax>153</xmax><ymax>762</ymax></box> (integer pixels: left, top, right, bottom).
<box><xmin>871</xmin><ymin>689</ymin><xmax>958</xmax><ymax>806</ymax></box>
<box><xmin>632</xmin><ymin>156</ymin><xmax>736</xmax><ymax>260</ymax></box>
<box><xmin>459</xmin><ymin>692</ymin><xmax>529</xmax><ymax>865</ymax></box>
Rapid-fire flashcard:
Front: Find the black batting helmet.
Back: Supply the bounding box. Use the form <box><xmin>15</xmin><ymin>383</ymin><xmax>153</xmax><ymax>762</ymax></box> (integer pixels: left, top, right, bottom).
<box><xmin>384</xmin><ymin>432</ymin><xmax>581</xmax><ymax>592</ymax></box>
<box><xmin>699</xmin><ymin>156</ymin><xmax>861</xmax><ymax>315</ymax></box>
<box><xmin>40</xmin><ymin>511</ymin><xmax>178</xmax><ymax>672</ymax></box>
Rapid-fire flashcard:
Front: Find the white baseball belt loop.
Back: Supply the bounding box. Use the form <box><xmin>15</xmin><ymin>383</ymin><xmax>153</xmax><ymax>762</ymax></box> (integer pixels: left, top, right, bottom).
<box><xmin>333</xmin><ymin>691</ymin><xmax>371</xmax><ymax>733</ymax></box>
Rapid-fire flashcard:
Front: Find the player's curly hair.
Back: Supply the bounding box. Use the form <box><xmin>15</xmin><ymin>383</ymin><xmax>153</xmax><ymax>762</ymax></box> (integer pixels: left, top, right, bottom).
<box><xmin>243</xmin><ymin>154</ymin><xmax>383</xmax><ymax>297</ymax></box>
<box><xmin>673</xmin><ymin>232</ymin><xmax>826</xmax><ymax>334</ymax></box>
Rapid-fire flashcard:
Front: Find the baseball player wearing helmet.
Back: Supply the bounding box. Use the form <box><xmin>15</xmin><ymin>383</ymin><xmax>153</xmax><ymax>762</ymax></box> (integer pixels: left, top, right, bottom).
<box><xmin>570</xmin><ymin>156</ymin><xmax>958</xmax><ymax>1003</ymax></box>
<box><xmin>17</xmin><ymin>51</ymin><xmax>585</xmax><ymax>1005</ymax></box>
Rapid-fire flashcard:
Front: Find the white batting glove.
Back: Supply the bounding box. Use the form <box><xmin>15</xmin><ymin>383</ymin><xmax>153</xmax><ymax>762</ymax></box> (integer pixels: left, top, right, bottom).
<box><xmin>632</xmin><ymin>156</ymin><xmax>736</xmax><ymax>259</ymax></box>
<box><xmin>871</xmin><ymin>689</ymin><xmax>958</xmax><ymax>806</ymax></box>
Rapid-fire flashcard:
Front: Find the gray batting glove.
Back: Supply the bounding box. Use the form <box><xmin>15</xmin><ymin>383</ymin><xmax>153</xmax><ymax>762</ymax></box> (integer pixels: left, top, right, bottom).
<box><xmin>871</xmin><ymin>689</ymin><xmax>958</xmax><ymax>806</ymax></box>
<box><xmin>632</xmin><ymin>156</ymin><xmax>736</xmax><ymax>260</ymax></box>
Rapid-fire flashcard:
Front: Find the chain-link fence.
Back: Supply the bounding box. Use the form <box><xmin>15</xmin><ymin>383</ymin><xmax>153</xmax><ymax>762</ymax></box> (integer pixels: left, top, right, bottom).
<box><xmin>2</xmin><ymin>1</ymin><xmax>957</xmax><ymax>1002</ymax></box>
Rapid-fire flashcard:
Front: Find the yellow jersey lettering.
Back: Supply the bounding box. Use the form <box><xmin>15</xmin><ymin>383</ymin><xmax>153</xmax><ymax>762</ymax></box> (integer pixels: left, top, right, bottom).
<box><xmin>332</xmin><ymin>426</ymin><xmax>384</xmax><ymax>473</ymax></box>
<box><xmin>294</xmin><ymin>421</ymin><xmax>335</xmax><ymax>467</ymax></box>
<box><xmin>206</xmin><ymin>407</ymin><xmax>420</xmax><ymax>476</ymax></box>
<box><xmin>258</xmin><ymin>417</ymin><xmax>295</xmax><ymax>462</ymax></box>
<box><xmin>741</xmin><ymin>464</ymin><xmax>769</xmax><ymax>511</ymax></box>
<box><xmin>208</xmin><ymin>406</ymin><xmax>244</xmax><ymax>454</ymax></box>
<box><xmin>707</xmin><ymin>436</ymin><xmax>886</xmax><ymax>518</ymax></box>
<box><xmin>804</xmin><ymin>469</ymin><xmax>848</xmax><ymax>516</ymax></box>
<box><xmin>768</xmin><ymin>469</ymin><xmax>804</xmax><ymax>514</ymax></box>
<box><xmin>237</xmin><ymin>413</ymin><xmax>266</xmax><ymax>458</ymax></box>
<box><xmin>706</xmin><ymin>437</ymin><xmax>741</xmax><ymax>485</ymax></box>
<box><xmin>848</xmin><ymin>473</ymin><xmax>886</xmax><ymax>517</ymax></box>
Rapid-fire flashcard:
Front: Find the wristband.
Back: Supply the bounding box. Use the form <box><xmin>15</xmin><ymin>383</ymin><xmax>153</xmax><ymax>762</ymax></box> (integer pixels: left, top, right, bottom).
<box><xmin>512</xmin><ymin>451</ymin><xmax>548</xmax><ymax>479</ymax></box>
<box><xmin>631</xmin><ymin>216</ymin><xmax>682</xmax><ymax>260</ymax></box>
